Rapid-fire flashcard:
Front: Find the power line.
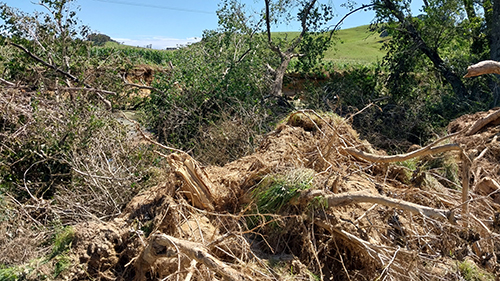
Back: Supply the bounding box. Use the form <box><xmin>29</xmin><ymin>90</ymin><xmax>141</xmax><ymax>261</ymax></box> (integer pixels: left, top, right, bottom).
<box><xmin>90</xmin><ymin>0</ymin><xmax>214</xmax><ymax>15</ymax></box>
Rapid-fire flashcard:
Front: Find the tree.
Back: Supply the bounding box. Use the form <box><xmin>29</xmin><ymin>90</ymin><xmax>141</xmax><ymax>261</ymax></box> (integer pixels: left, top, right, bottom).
<box><xmin>87</xmin><ymin>33</ymin><xmax>115</xmax><ymax>46</ymax></box>
<box><xmin>0</xmin><ymin>0</ymin><xmax>122</xmax><ymax>108</ymax></box>
<box><xmin>263</xmin><ymin>0</ymin><xmax>333</xmax><ymax>97</ymax></box>
<box><xmin>374</xmin><ymin>0</ymin><xmax>468</xmax><ymax>99</ymax></box>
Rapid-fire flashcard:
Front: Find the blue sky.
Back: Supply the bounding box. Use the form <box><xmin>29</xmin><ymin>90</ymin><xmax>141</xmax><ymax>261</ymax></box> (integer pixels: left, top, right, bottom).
<box><xmin>1</xmin><ymin>0</ymin><xmax>425</xmax><ymax>49</ymax></box>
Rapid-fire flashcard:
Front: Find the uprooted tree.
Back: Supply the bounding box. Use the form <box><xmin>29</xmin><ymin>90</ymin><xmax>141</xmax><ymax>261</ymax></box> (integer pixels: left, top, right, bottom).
<box><xmin>0</xmin><ymin>0</ymin><xmax>128</xmax><ymax>109</ymax></box>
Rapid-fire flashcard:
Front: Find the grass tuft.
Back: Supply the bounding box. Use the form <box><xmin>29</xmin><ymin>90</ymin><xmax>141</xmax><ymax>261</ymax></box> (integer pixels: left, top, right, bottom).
<box><xmin>252</xmin><ymin>169</ymin><xmax>314</xmax><ymax>214</ymax></box>
<box><xmin>50</xmin><ymin>226</ymin><xmax>74</xmax><ymax>259</ymax></box>
<box><xmin>458</xmin><ymin>259</ymin><xmax>495</xmax><ymax>281</ymax></box>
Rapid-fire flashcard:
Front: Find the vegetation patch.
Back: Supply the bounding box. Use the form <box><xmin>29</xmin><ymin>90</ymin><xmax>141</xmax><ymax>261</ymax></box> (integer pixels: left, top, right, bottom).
<box><xmin>252</xmin><ymin>168</ymin><xmax>315</xmax><ymax>214</ymax></box>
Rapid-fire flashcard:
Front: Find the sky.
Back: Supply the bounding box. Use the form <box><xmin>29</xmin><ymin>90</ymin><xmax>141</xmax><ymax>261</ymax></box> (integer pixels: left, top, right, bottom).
<box><xmin>0</xmin><ymin>0</ymin><xmax>425</xmax><ymax>49</ymax></box>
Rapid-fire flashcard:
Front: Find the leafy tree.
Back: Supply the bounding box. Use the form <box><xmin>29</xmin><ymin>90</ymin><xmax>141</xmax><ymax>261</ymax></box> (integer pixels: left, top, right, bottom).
<box><xmin>87</xmin><ymin>33</ymin><xmax>115</xmax><ymax>46</ymax></box>
<box><xmin>142</xmin><ymin>0</ymin><xmax>274</xmax><ymax>163</ymax></box>
<box><xmin>263</xmin><ymin>0</ymin><xmax>334</xmax><ymax>97</ymax></box>
<box><xmin>374</xmin><ymin>0</ymin><xmax>468</xmax><ymax>99</ymax></box>
<box><xmin>0</xmin><ymin>0</ymin><xmax>127</xmax><ymax>108</ymax></box>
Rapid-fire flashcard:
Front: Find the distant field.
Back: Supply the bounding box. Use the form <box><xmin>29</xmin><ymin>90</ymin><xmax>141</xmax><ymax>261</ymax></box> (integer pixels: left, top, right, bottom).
<box><xmin>102</xmin><ymin>25</ymin><xmax>388</xmax><ymax>65</ymax></box>
<box><xmin>273</xmin><ymin>25</ymin><xmax>388</xmax><ymax>65</ymax></box>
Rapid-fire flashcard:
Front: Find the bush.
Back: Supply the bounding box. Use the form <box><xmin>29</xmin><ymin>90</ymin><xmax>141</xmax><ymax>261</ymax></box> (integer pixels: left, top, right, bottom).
<box><xmin>141</xmin><ymin>31</ymin><xmax>285</xmax><ymax>164</ymax></box>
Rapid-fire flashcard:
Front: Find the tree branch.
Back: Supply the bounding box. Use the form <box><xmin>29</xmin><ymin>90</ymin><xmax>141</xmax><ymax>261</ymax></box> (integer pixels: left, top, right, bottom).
<box><xmin>9</xmin><ymin>41</ymin><xmax>82</xmax><ymax>85</ymax></box>
<box><xmin>343</xmin><ymin>128</ymin><xmax>463</xmax><ymax>163</ymax></box>
<box><xmin>329</xmin><ymin>4</ymin><xmax>374</xmax><ymax>40</ymax></box>
<box><xmin>9</xmin><ymin>41</ymin><xmax>114</xmax><ymax>109</ymax></box>
<box><xmin>293</xmin><ymin>189</ymin><xmax>455</xmax><ymax>222</ymax></box>
<box><xmin>345</xmin><ymin>144</ymin><xmax>461</xmax><ymax>163</ymax></box>
<box><xmin>288</xmin><ymin>0</ymin><xmax>317</xmax><ymax>53</ymax></box>
<box><xmin>464</xmin><ymin>60</ymin><xmax>500</xmax><ymax>77</ymax></box>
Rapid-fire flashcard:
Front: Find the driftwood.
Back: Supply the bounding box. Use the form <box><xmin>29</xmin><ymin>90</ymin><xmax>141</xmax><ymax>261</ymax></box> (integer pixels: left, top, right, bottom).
<box><xmin>293</xmin><ymin>190</ymin><xmax>455</xmax><ymax>223</ymax></box>
<box><xmin>464</xmin><ymin>60</ymin><xmax>500</xmax><ymax>78</ymax></box>
<box><xmin>343</xmin><ymin>131</ymin><xmax>470</xmax><ymax>221</ymax></box>
<box><xmin>463</xmin><ymin>60</ymin><xmax>500</xmax><ymax>135</ymax></box>
<box><xmin>141</xmin><ymin>233</ymin><xmax>250</xmax><ymax>281</ymax></box>
<box><xmin>343</xmin><ymin>129</ymin><xmax>463</xmax><ymax>163</ymax></box>
<box><xmin>344</xmin><ymin>143</ymin><xmax>461</xmax><ymax>164</ymax></box>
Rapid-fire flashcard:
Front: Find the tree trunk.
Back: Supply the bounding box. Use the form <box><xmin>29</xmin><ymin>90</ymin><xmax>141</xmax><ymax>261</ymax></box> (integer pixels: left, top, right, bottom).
<box><xmin>489</xmin><ymin>0</ymin><xmax>500</xmax><ymax>106</ymax></box>
<box><xmin>491</xmin><ymin>0</ymin><xmax>500</xmax><ymax>61</ymax></box>
<box><xmin>270</xmin><ymin>53</ymin><xmax>292</xmax><ymax>97</ymax></box>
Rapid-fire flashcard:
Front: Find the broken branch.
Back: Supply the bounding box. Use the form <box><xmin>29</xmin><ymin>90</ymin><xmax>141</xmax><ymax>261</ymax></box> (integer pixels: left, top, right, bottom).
<box><xmin>9</xmin><ymin>41</ymin><xmax>114</xmax><ymax>109</ymax></box>
<box><xmin>294</xmin><ymin>189</ymin><xmax>455</xmax><ymax>222</ymax></box>
<box><xmin>464</xmin><ymin>60</ymin><xmax>500</xmax><ymax>78</ymax></box>
<box><xmin>344</xmin><ymin>143</ymin><xmax>461</xmax><ymax>163</ymax></box>
<box><xmin>465</xmin><ymin>109</ymin><xmax>500</xmax><ymax>136</ymax></box>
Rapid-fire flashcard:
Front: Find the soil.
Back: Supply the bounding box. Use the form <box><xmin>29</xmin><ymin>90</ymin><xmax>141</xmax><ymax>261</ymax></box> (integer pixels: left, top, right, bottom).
<box><xmin>62</xmin><ymin>111</ymin><xmax>500</xmax><ymax>280</ymax></box>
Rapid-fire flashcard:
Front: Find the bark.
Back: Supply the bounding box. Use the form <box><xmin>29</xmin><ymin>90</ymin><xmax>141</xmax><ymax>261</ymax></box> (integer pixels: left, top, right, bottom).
<box><xmin>292</xmin><ymin>189</ymin><xmax>455</xmax><ymax>222</ymax></box>
<box><xmin>491</xmin><ymin>0</ymin><xmax>500</xmax><ymax>62</ymax></box>
<box><xmin>270</xmin><ymin>54</ymin><xmax>292</xmax><ymax>97</ymax></box>
<box><xmin>464</xmin><ymin>60</ymin><xmax>500</xmax><ymax>77</ymax></box>
<box><xmin>344</xmin><ymin>144</ymin><xmax>461</xmax><ymax>164</ymax></box>
<box><xmin>264</xmin><ymin>0</ymin><xmax>316</xmax><ymax>97</ymax></box>
<box><xmin>465</xmin><ymin>107</ymin><xmax>500</xmax><ymax>135</ymax></box>
<box><xmin>381</xmin><ymin>0</ymin><xmax>467</xmax><ymax>98</ymax></box>
<box><xmin>343</xmin><ymin>129</ymin><xmax>470</xmax><ymax>220</ymax></box>
<box><xmin>344</xmin><ymin>130</ymin><xmax>463</xmax><ymax>163</ymax></box>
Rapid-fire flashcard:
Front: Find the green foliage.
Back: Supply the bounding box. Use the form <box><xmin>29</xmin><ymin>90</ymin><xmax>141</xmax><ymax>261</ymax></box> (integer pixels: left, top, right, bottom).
<box><xmin>87</xmin><ymin>33</ymin><xmax>115</xmax><ymax>46</ymax></box>
<box><xmin>0</xmin><ymin>265</ymin><xmax>23</xmax><ymax>281</ymax></box>
<box><xmin>0</xmin><ymin>0</ymin><xmax>131</xmax><ymax>104</ymax></box>
<box><xmin>458</xmin><ymin>260</ymin><xmax>495</xmax><ymax>281</ymax></box>
<box><xmin>50</xmin><ymin>226</ymin><xmax>74</xmax><ymax>259</ymax></box>
<box><xmin>52</xmin><ymin>255</ymin><xmax>71</xmax><ymax>278</ymax></box>
<box><xmin>91</xmin><ymin>46</ymin><xmax>175</xmax><ymax>66</ymax></box>
<box><xmin>252</xmin><ymin>169</ymin><xmax>314</xmax><ymax>214</ymax></box>
<box><xmin>141</xmin><ymin>7</ymin><xmax>279</xmax><ymax>163</ymax></box>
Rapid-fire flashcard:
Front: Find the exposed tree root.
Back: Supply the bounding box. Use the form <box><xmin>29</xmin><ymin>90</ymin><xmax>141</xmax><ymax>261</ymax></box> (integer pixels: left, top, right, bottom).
<box><xmin>140</xmin><ymin>233</ymin><xmax>251</xmax><ymax>281</ymax></box>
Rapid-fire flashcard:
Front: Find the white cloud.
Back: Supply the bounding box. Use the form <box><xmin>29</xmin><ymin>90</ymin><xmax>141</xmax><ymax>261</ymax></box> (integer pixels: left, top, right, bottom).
<box><xmin>112</xmin><ymin>36</ymin><xmax>201</xmax><ymax>49</ymax></box>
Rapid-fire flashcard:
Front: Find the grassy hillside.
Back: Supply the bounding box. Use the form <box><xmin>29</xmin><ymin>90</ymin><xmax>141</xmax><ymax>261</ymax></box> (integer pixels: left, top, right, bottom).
<box><xmin>327</xmin><ymin>25</ymin><xmax>389</xmax><ymax>64</ymax></box>
<box><xmin>270</xmin><ymin>25</ymin><xmax>388</xmax><ymax>65</ymax></box>
<box><xmin>104</xmin><ymin>25</ymin><xmax>388</xmax><ymax>66</ymax></box>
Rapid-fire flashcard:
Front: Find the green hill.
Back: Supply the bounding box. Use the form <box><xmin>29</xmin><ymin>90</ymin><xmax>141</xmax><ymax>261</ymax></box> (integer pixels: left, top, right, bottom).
<box><xmin>327</xmin><ymin>25</ymin><xmax>389</xmax><ymax>64</ymax></box>
<box><xmin>274</xmin><ymin>25</ymin><xmax>388</xmax><ymax>65</ymax></box>
<box><xmin>100</xmin><ymin>25</ymin><xmax>388</xmax><ymax>66</ymax></box>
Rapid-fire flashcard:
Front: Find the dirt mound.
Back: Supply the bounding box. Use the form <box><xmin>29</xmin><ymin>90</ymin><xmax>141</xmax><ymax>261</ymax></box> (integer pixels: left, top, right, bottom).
<box><xmin>66</xmin><ymin>110</ymin><xmax>500</xmax><ymax>280</ymax></box>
